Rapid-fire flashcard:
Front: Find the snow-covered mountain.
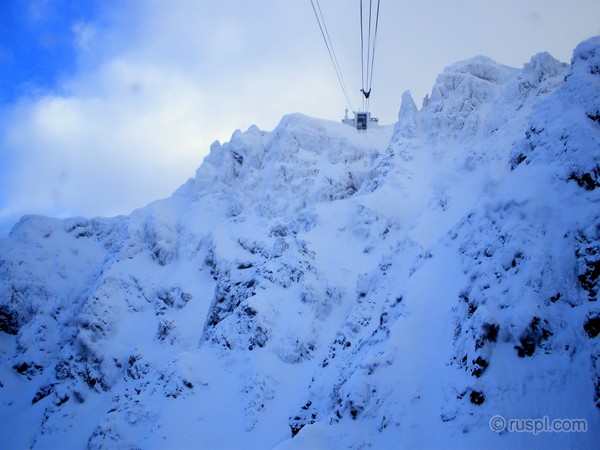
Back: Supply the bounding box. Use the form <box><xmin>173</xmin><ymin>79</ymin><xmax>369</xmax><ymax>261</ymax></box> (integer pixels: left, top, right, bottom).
<box><xmin>1</xmin><ymin>37</ymin><xmax>599</xmax><ymax>449</ymax></box>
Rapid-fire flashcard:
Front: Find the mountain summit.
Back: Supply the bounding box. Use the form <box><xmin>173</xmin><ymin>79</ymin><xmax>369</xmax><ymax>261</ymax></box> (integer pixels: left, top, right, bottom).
<box><xmin>1</xmin><ymin>37</ymin><xmax>599</xmax><ymax>449</ymax></box>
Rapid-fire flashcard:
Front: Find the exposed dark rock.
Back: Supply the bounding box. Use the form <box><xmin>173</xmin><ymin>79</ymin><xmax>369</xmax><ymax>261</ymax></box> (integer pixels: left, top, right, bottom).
<box><xmin>32</xmin><ymin>384</ymin><xmax>54</xmax><ymax>404</ymax></box>
<box><xmin>290</xmin><ymin>423</ymin><xmax>304</xmax><ymax>438</ymax></box>
<box><xmin>482</xmin><ymin>323</ymin><xmax>499</xmax><ymax>342</ymax></box>
<box><xmin>470</xmin><ymin>390</ymin><xmax>485</xmax><ymax>405</ymax></box>
<box><xmin>157</xmin><ymin>318</ymin><xmax>175</xmax><ymax>341</ymax></box>
<box><xmin>550</xmin><ymin>292</ymin><xmax>561</xmax><ymax>303</ymax></box>
<box><xmin>587</xmin><ymin>112</ymin><xmax>600</xmax><ymax>123</ymax></box>
<box><xmin>569</xmin><ymin>168</ymin><xmax>600</xmax><ymax>191</ymax></box>
<box><xmin>0</xmin><ymin>307</ymin><xmax>19</xmax><ymax>335</ymax></box>
<box><xmin>584</xmin><ymin>315</ymin><xmax>600</xmax><ymax>338</ymax></box>
<box><xmin>510</xmin><ymin>152</ymin><xmax>527</xmax><ymax>170</ymax></box>
<box><xmin>54</xmin><ymin>360</ymin><xmax>73</xmax><ymax>380</ymax></box>
<box><xmin>579</xmin><ymin>260</ymin><xmax>600</xmax><ymax>301</ymax></box>
<box><xmin>516</xmin><ymin>336</ymin><xmax>536</xmax><ymax>357</ymax></box>
<box><xmin>515</xmin><ymin>317</ymin><xmax>553</xmax><ymax>357</ymax></box>
<box><xmin>471</xmin><ymin>356</ymin><xmax>489</xmax><ymax>378</ymax></box>
<box><xmin>13</xmin><ymin>362</ymin><xmax>44</xmax><ymax>379</ymax></box>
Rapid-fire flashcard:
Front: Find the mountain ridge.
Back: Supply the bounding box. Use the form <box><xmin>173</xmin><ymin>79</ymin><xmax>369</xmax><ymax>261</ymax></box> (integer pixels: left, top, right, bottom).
<box><xmin>1</xmin><ymin>36</ymin><xmax>599</xmax><ymax>449</ymax></box>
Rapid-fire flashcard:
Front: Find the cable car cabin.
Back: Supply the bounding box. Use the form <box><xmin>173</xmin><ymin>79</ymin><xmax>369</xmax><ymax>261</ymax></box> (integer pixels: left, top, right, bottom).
<box><xmin>342</xmin><ymin>110</ymin><xmax>379</xmax><ymax>130</ymax></box>
<box><xmin>356</xmin><ymin>112</ymin><xmax>368</xmax><ymax>130</ymax></box>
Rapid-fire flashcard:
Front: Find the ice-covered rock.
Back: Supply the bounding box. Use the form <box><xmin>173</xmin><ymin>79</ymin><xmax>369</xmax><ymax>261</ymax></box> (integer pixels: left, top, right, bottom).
<box><xmin>1</xmin><ymin>38</ymin><xmax>599</xmax><ymax>449</ymax></box>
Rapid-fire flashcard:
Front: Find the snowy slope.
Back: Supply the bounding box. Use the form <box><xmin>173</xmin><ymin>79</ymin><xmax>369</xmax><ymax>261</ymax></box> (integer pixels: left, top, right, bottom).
<box><xmin>1</xmin><ymin>37</ymin><xmax>599</xmax><ymax>449</ymax></box>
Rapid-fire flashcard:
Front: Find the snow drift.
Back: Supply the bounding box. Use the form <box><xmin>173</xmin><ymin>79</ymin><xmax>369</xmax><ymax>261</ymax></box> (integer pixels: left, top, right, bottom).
<box><xmin>1</xmin><ymin>37</ymin><xmax>599</xmax><ymax>449</ymax></box>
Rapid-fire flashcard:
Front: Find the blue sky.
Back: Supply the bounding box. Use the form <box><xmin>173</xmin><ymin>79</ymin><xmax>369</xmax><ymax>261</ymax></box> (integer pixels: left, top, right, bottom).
<box><xmin>0</xmin><ymin>0</ymin><xmax>599</xmax><ymax>236</ymax></box>
<box><xmin>0</xmin><ymin>0</ymin><xmax>108</xmax><ymax>103</ymax></box>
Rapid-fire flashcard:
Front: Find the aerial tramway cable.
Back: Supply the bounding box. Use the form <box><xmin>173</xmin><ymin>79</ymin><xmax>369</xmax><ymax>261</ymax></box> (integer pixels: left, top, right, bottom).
<box><xmin>309</xmin><ymin>0</ymin><xmax>355</xmax><ymax>112</ymax></box>
<box><xmin>360</xmin><ymin>0</ymin><xmax>380</xmax><ymax>112</ymax></box>
<box><xmin>309</xmin><ymin>0</ymin><xmax>381</xmax><ymax>123</ymax></box>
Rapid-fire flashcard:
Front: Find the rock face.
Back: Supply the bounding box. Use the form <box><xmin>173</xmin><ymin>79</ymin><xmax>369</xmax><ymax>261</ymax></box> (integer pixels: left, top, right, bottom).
<box><xmin>1</xmin><ymin>37</ymin><xmax>599</xmax><ymax>449</ymax></box>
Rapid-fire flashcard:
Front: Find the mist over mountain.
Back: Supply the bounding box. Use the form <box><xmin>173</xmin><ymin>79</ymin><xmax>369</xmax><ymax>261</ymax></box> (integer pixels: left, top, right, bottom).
<box><xmin>1</xmin><ymin>37</ymin><xmax>599</xmax><ymax>449</ymax></box>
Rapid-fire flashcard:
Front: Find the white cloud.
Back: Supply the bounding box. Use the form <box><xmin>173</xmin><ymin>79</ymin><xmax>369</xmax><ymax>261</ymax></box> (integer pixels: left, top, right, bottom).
<box><xmin>1</xmin><ymin>62</ymin><xmax>210</xmax><ymax>219</ymax></box>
